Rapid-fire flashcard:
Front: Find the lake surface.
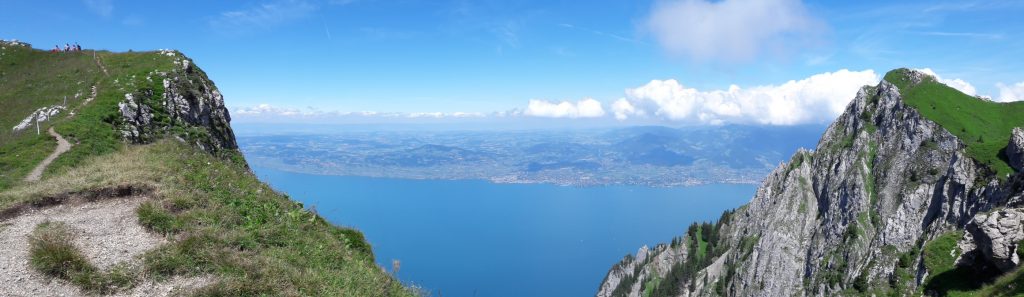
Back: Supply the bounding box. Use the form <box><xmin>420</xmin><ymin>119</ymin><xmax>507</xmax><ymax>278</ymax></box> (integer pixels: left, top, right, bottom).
<box><xmin>252</xmin><ymin>166</ymin><xmax>755</xmax><ymax>297</ymax></box>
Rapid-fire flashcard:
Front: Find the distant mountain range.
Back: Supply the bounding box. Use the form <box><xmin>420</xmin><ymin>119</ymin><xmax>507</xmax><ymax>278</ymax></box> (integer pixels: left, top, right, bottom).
<box><xmin>237</xmin><ymin>124</ymin><xmax>826</xmax><ymax>187</ymax></box>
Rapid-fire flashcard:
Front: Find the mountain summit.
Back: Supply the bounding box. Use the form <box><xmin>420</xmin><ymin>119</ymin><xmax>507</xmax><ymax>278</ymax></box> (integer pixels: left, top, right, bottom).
<box><xmin>597</xmin><ymin>68</ymin><xmax>1024</xmax><ymax>296</ymax></box>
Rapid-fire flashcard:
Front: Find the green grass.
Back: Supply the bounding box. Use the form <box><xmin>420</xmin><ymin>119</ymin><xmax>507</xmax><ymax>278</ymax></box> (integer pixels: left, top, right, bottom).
<box><xmin>0</xmin><ymin>133</ymin><xmax>54</xmax><ymax>189</ymax></box>
<box><xmin>28</xmin><ymin>221</ymin><xmax>137</xmax><ymax>294</ymax></box>
<box><xmin>642</xmin><ymin>277</ymin><xmax>662</xmax><ymax>297</ymax></box>
<box><xmin>29</xmin><ymin>221</ymin><xmax>95</xmax><ymax>279</ymax></box>
<box><xmin>0</xmin><ymin>44</ymin><xmax>98</xmax><ymax>189</ymax></box>
<box><xmin>922</xmin><ymin>232</ymin><xmax>961</xmax><ymax>283</ymax></box>
<box><xmin>885</xmin><ymin>68</ymin><xmax>1024</xmax><ymax>177</ymax></box>
<box><xmin>967</xmin><ymin>266</ymin><xmax>1024</xmax><ymax>297</ymax></box>
<box><xmin>0</xmin><ymin>45</ymin><xmax>101</xmax><ymax>146</ymax></box>
<box><xmin>695</xmin><ymin>225</ymin><xmax>708</xmax><ymax>260</ymax></box>
<box><xmin>927</xmin><ymin>239</ymin><xmax>1024</xmax><ymax>297</ymax></box>
<box><xmin>922</xmin><ymin>231</ymin><xmax>993</xmax><ymax>296</ymax></box>
<box><xmin>3</xmin><ymin>141</ymin><xmax>415</xmax><ymax>296</ymax></box>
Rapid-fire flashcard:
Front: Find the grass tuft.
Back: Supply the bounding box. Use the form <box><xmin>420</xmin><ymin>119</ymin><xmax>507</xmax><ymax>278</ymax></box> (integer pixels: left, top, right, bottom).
<box><xmin>29</xmin><ymin>221</ymin><xmax>94</xmax><ymax>279</ymax></box>
<box><xmin>28</xmin><ymin>221</ymin><xmax>138</xmax><ymax>293</ymax></box>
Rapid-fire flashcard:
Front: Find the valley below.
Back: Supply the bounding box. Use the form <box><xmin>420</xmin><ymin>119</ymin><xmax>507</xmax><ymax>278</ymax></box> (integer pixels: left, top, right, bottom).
<box><xmin>237</xmin><ymin>125</ymin><xmax>823</xmax><ymax>187</ymax></box>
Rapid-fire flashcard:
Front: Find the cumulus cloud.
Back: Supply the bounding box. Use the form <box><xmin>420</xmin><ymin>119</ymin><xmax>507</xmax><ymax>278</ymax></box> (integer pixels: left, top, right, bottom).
<box><xmin>611</xmin><ymin>99</ymin><xmax>640</xmax><ymax>120</ymax></box>
<box><xmin>915</xmin><ymin>68</ymin><xmax>977</xmax><ymax>96</ymax></box>
<box><xmin>996</xmin><ymin>82</ymin><xmax>1024</xmax><ymax>102</ymax></box>
<box><xmin>523</xmin><ymin>98</ymin><xmax>606</xmax><ymax>118</ymax></box>
<box><xmin>612</xmin><ymin>69</ymin><xmax>880</xmax><ymax>125</ymax></box>
<box><xmin>645</xmin><ymin>0</ymin><xmax>821</xmax><ymax>62</ymax></box>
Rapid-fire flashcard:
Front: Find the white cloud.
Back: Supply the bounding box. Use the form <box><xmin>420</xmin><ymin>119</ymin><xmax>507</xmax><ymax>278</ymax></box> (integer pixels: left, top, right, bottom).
<box><xmin>83</xmin><ymin>0</ymin><xmax>114</xmax><ymax>17</ymax></box>
<box><xmin>523</xmin><ymin>98</ymin><xmax>606</xmax><ymax>118</ymax></box>
<box><xmin>234</xmin><ymin>104</ymin><xmax>309</xmax><ymax>116</ymax></box>
<box><xmin>611</xmin><ymin>99</ymin><xmax>640</xmax><ymax>120</ymax></box>
<box><xmin>233</xmin><ymin>104</ymin><xmax>486</xmax><ymax>119</ymax></box>
<box><xmin>210</xmin><ymin>0</ymin><xmax>317</xmax><ymax>32</ymax></box>
<box><xmin>915</xmin><ymin>68</ymin><xmax>977</xmax><ymax>96</ymax></box>
<box><xmin>613</xmin><ymin>69</ymin><xmax>880</xmax><ymax>125</ymax></box>
<box><xmin>997</xmin><ymin>82</ymin><xmax>1024</xmax><ymax>102</ymax></box>
<box><xmin>645</xmin><ymin>0</ymin><xmax>820</xmax><ymax>62</ymax></box>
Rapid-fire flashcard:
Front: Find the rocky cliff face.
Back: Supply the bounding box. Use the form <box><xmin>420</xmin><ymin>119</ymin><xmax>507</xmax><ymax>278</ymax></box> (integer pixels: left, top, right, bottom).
<box><xmin>597</xmin><ymin>69</ymin><xmax>1024</xmax><ymax>296</ymax></box>
<box><xmin>118</xmin><ymin>50</ymin><xmax>237</xmax><ymax>154</ymax></box>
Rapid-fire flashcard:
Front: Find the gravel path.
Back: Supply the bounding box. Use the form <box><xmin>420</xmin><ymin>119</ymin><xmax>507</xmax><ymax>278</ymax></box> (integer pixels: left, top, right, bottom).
<box><xmin>0</xmin><ymin>197</ymin><xmax>213</xmax><ymax>296</ymax></box>
<box><xmin>24</xmin><ymin>127</ymin><xmax>71</xmax><ymax>182</ymax></box>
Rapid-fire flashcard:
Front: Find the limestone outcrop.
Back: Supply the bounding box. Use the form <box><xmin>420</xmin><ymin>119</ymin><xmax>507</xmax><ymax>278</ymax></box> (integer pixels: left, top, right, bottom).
<box><xmin>117</xmin><ymin>50</ymin><xmax>237</xmax><ymax>154</ymax></box>
<box><xmin>959</xmin><ymin>208</ymin><xmax>1024</xmax><ymax>272</ymax></box>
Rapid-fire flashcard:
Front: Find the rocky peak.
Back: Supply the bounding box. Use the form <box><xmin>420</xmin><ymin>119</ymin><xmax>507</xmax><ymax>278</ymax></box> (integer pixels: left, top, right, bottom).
<box><xmin>884</xmin><ymin>68</ymin><xmax>937</xmax><ymax>89</ymax></box>
<box><xmin>117</xmin><ymin>50</ymin><xmax>238</xmax><ymax>155</ymax></box>
<box><xmin>597</xmin><ymin>67</ymin><xmax>1024</xmax><ymax>297</ymax></box>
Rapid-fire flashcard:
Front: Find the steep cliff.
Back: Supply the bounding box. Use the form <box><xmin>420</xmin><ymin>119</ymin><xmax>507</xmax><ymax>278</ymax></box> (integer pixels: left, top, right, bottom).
<box><xmin>598</xmin><ymin>69</ymin><xmax>1024</xmax><ymax>296</ymax></box>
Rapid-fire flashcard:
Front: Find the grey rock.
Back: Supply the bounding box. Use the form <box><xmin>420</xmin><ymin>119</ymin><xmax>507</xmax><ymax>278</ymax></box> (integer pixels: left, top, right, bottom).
<box><xmin>0</xmin><ymin>39</ymin><xmax>31</xmax><ymax>48</ymax></box>
<box><xmin>118</xmin><ymin>93</ymin><xmax>153</xmax><ymax>140</ymax></box>
<box><xmin>596</xmin><ymin>243</ymin><xmax>687</xmax><ymax>297</ymax></box>
<box><xmin>1009</xmin><ymin>127</ymin><xmax>1024</xmax><ymax>172</ymax></box>
<box><xmin>116</xmin><ymin>50</ymin><xmax>238</xmax><ymax>154</ymax></box>
<box><xmin>960</xmin><ymin>208</ymin><xmax>1024</xmax><ymax>272</ymax></box>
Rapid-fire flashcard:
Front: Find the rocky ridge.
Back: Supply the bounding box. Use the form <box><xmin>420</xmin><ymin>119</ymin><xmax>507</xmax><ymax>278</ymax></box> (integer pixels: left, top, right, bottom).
<box><xmin>597</xmin><ymin>69</ymin><xmax>1024</xmax><ymax>296</ymax></box>
<box><xmin>117</xmin><ymin>50</ymin><xmax>237</xmax><ymax>154</ymax></box>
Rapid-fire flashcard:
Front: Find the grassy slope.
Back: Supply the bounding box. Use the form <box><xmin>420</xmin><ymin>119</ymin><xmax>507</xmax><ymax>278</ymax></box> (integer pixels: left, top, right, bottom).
<box><xmin>884</xmin><ymin>68</ymin><xmax>1024</xmax><ymax>177</ymax></box>
<box><xmin>0</xmin><ymin>44</ymin><xmax>172</xmax><ymax>189</ymax></box>
<box><xmin>0</xmin><ymin>45</ymin><xmax>413</xmax><ymax>296</ymax></box>
<box><xmin>0</xmin><ymin>44</ymin><xmax>98</xmax><ymax>188</ymax></box>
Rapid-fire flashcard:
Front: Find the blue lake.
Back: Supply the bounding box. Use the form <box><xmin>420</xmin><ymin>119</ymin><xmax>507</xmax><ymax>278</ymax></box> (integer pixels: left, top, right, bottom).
<box><xmin>252</xmin><ymin>166</ymin><xmax>755</xmax><ymax>297</ymax></box>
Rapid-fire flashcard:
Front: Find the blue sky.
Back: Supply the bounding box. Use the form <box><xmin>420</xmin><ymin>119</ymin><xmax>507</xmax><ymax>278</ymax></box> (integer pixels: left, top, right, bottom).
<box><xmin>2</xmin><ymin>0</ymin><xmax>1023</xmax><ymax>125</ymax></box>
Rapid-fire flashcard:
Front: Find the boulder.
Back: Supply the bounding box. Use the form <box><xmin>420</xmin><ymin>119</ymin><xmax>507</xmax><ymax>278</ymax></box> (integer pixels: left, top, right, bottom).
<box><xmin>961</xmin><ymin>209</ymin><xmax>1024</xmax><ymax>272</ymax></box>
<box><xmin>1009</xmin><ymin>127</ymin><xmax>1024</xmax><ymax>172</ymax></box>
